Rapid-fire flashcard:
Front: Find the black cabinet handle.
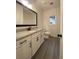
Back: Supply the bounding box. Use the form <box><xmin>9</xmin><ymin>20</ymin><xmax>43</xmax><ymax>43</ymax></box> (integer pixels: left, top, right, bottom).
<box><xmin>29</xmin><ymin>42</ymin><xmax>32</xmax><ymax>48</ymax></box>
<box><xmin>20</xmin><ymin>40</ymin><xmax>27</xmax><ymax>44</ymax></box>
<box><xmin>41</xmin><ymin>35</ymin><xmax>42</xmax><ymax>38</ymax></box>
<box><xmin>36</xmin><ymin>37</ymin><xmax>39</xmax><ymax>41</ymax></box>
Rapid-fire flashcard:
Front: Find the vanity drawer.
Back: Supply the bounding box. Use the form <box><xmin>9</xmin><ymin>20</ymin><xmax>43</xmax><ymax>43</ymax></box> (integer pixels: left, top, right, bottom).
<box><xmin>16</xmin><ymin>36</ymin><xmax>31</xmax><ymax>47</ymax></box>
<box><xmin>32</xmin><ymin>31</ymin><xmax>41</xmax><ymax>37</ymax></box>
<box><xmin>32</xmin><ymin>32</ymin><xmax>38</xmax><ymax>38</ymax></box>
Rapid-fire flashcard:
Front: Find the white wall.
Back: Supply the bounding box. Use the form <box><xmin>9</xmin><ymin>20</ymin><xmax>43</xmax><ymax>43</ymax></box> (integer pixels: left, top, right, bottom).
<box><xmin>32</xmin><ymin>5</ymin><xmax>43</xmax><ymax>28</ymax></box>
<box><xmin>42</xmin><ymin>7</ymin><xmax>60</xmax><ymax>37</ymax></box>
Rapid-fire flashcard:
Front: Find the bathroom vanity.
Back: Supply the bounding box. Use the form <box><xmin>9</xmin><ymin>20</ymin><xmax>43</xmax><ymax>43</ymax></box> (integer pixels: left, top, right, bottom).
<box><xmin>16</xmin><ymin>1</ymin><xmax>44</xmax><ymax>59</ymax></box>
<box><xmin>16</xmin><ymin>28</ymin><xmax>44</xmax><ymax>59</ymax></box>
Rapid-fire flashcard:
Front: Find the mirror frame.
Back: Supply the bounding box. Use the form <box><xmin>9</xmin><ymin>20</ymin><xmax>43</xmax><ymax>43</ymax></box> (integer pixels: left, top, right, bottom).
<box><xmin>16</xmin><ymin>1</ymin><xmax>38</xmax><ymax>27</ymax></box>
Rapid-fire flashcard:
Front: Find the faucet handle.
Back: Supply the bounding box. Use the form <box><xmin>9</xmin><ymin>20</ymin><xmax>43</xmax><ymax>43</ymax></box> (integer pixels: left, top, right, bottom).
<box><xmin>27</xmin><ymin>27</ymin><xmax>31</xmax><ymax>31</ymax></box>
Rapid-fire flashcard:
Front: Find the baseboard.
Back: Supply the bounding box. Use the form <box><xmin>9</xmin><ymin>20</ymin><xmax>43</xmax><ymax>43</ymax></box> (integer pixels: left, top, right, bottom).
<box><xmin>50</xmin><ymin>34</ymin><xmax>57</xmax><ymax>38</ymax></box>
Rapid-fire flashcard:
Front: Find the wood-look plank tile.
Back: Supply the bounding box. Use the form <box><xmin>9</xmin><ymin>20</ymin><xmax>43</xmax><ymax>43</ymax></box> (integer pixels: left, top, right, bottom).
<box><xmin>32</xmin><ymin>37</ymin><xmax>60</xmax><ymax>59</ymax></box>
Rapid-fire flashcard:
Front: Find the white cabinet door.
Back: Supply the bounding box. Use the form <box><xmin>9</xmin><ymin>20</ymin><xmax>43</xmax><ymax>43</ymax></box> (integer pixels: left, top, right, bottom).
<box><xmin>31</xmin><ymin>36</ymin><xmax>38</xmax><ymax>56</ymax></box>
<box><xmin>16</xmin><ymin>46</ymin><xmax>22</xmax><ymax>59</ymax></box>
<box><xmin>40</xmin><ymin>31</ymin><xmax>44</xmax><ymax>44</ymax></box>
<box><xmin>21</xmin><ymin>39</ymin><xmax>31</xmax><ymax>59</ymax></box>
<box><xmin>21</xmin><ymin>41</ymin><xmax>31</xmax><ymax>59</ymax></box>
<box><xmin>16</xmin><ymin>39</ymin><xmax>27</xmax><ymax>59</ymax></box>
<box><xmin>16</xmin><ymin>2</ymin><xmax>23</xmax><ymax>24</ymax></box>
<box><xmin>37</xmin><ymin>35</ymin><xmax>41</xmax><ymax>49</ymax></box>
<box><xmin>20</xmin><ymin>40</ymin><xmax>27</xmax><ymax>59</ymax></box>
<box><xmin>31</xmin><ymin>32</ymin><xmax>42</xmax><ymax>56</ymax></box>
<box><xmin>16</xmin><ymin>37</ymin><xmax>31</xmax><ymax>59</ymax></box>
<box><xmin>26</xmin><ymin>41</ymin><xmax>31</xmax><ymax>59</ymax></box>
<box><xmin>37</xmin><ymin>31</ymin><xmax>44</xmax><ymax>49</ymax></box>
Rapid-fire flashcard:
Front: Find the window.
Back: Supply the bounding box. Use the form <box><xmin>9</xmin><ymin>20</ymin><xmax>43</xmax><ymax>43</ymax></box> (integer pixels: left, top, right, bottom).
<box><xmin>49</xmin><ymin>16</ymin><xmax>56</xmax><ymax>25</ymax></box>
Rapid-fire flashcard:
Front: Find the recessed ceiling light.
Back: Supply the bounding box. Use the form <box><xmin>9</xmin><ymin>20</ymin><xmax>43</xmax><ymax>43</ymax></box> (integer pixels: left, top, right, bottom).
<box><xmin>41</xmin><ymin>1</ymin><xmax>45</xmax><ymax>4</ymax></box>
<box><xmin>50</xmin><ymin>2</ymin><xmax>53</xmax><ymax>5</ymax></box>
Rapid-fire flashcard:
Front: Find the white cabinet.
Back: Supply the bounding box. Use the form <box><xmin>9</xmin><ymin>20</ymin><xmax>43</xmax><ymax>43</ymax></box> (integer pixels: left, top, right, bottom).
<box><xmin>36</xmin><ymin>32</ymin><xmax>42</xmax><ymax>49</ymax></box>
<box><xmin>16</xmin><ymin>36</ymin><xmax>31</xmax><ymax>59</ymax></box>
<box><xmin>31</xmin><ymin>34</ymin><xmax>38</xmax><ymax>56</ymax></box>
<box><xmin>16</xmin><ymin>2</ymin><xmax>23</xmax><ymax>24</ymax></box>
<box><xmin>20</xmin><ymin>40</ymin><xmax>27</xmax><ymax>59</ymax></box>
<box><xmin>16</xmin><ymin>29</ymin><xmax>45</xmax><ymax>59</ymax></box>
<box><xmin>26</xmin><ymin>38</ymin><xmax>31</xmax><ymax>59</ymax></box>
<box><xmin>40</xmin><ymin>31</ymin><xmax>44</xmax><ymax>44</ymax></box>
<box><xmin>16</xmin><ymin>42</ymin><xmax>22</xmax><ymax>59</ymax></box>
<box><xmin>31</xmin><ymin>31</ymin><xmax>44</xmax><ymax>56</ymax></box>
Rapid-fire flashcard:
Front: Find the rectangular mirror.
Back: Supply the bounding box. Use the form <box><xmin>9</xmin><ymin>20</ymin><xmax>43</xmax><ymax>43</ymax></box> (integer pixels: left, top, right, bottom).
<box><xmin>16</xmin><ymin>1</ymin><xmax>37</xmax><ymax>27</ymax></box>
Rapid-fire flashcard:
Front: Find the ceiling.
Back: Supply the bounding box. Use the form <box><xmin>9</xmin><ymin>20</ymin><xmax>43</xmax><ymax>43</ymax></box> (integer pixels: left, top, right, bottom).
<box><xmin>28</xmin><ymin>0</ymin><xmax>60</xmax><ymax>10</ymax></box>
<box><xmin>17</xmin><ymin>0</ymin><xmax>60</xmax><ymax>10</ymax></box>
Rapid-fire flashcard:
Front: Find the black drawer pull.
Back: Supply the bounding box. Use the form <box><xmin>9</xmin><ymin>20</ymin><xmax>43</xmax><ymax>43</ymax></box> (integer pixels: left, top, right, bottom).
<box><xmin>20</xmin><ymin>40</ymin><xmax>27</xmax><ymax>44</ymax></box>
<box><xmin>29</xmin><ymin>42</ymin><xmax>32</xmax><ymax>48</ymax></box>
<box><xmin>36</xmin><ymin>37</ymin><xmax>39</xmax><ymax>41</ymax></box>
